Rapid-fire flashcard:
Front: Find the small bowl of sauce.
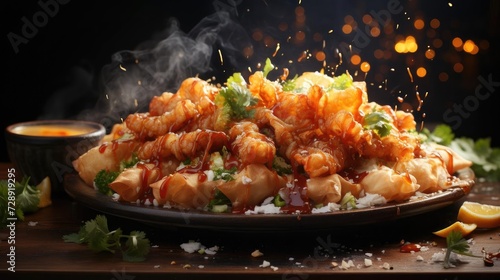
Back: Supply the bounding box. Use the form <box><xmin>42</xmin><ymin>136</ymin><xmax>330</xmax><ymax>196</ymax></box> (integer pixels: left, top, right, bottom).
<box><xmin>5</xmin><ymin>120</ymin><xmax>106</xmax><ymax>192</ymax></box>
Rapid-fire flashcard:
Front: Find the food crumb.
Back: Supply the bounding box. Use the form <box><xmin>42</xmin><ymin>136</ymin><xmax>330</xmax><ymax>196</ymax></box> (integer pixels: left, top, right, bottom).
<box><xmin>340</xmin><ymin>260</ymin><xmax>349</xmax><ymax>270</ymax></box>
<box><xmin>382</xmin><ymin>262</ymin><xmax>391</xmax><ymax>270</ymax></box>
<box><xmin>154</xmin><ymin>265</ymin><xmax>160</xmax><ymax>268</ymax></box>
<box><xmin>364</xmin><ymin>258</ymin><xmax>373</xmax><ymax>267</ymax></box>
<box><xmin>331</xmin><ymin>261</ymin><xmax>338</xmax><ymax>268</ymax></box>
<box><xmin>365</xmin><ymin>252</ymin><xmax>373</xmax><ymax>257</ymax></box>
<box><xmin>270</xmin><ymin>266</ymin><xmax>279</xmax><ymax>271</ymax></box>
<box><xmin>416</xmin><ymin>255</ymin><xmax>424</xmax><ymax>262</ymax></box>
<box><xmin>170</xmin><ymin>261</ymin><xmax>176</xmax><ymax>265</ymax></box>
<box><xmin>198</xmin><ymin>265</ymin><xmax>205</xmax><ymax>269</ymax></box>
<box><xmin>183</xmin><ymin>264</ymin><xmax>191</xmax><ymax>269</ymax></box>
<box><xmin>260</xmin><ymin>260</ymin><xmax>271</xmax><ymax>268</ymax></box>
<box><xmin>251</xmin><ymin>249</ymin><xmax>264</xmax><ymax>257</ymax></box>
<box><xmin>28</xmin><ymin>221</ymin><xmax>38</xmax><ymax>226</ymax></box>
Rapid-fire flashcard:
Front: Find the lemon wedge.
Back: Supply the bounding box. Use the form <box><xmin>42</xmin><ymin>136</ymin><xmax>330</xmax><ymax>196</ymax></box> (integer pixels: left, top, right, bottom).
<box><xmin>36</xmin><ymin>176</ymin><xmax>52</xmax><ymax>208</ymax></box>
<box><xmin>457</xmin><ymin>201</ymin><xmax>500</xmax><ymax>229</ymax></box>
<box><xmin>433</xmin><ymin>221</ymin><xmax>477</xmax><ymax>238</ymax></box>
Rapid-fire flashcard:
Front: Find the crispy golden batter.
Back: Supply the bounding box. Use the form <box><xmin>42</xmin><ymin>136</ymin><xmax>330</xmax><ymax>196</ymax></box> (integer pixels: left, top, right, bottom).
<box><xmin>73</xmin><ymin>71</ymin><xmax>472</xmax><ymax>212</ymax></box>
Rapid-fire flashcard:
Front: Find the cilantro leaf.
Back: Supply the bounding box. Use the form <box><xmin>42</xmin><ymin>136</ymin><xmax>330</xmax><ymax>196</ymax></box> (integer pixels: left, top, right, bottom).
<box><xmin>123</xmin><ymin>231</ymin><xmax>151</xmax><ymax>262</ymax></box>
<box><xmin>443</xmin><ymin>230</ymin><xmax>481</xmax><ymax>268</ymax></box>
<box><xmin>363</xmin><ymin>111</ymin><xmax>393</xmax><ymax>137</ymax></box>
<box><xmin>15</xmin><ymin>177</ymin><xmax>40</xmax><ymax>214</ymax></box>
<box><xmin>420</xmin><ymin>124</ymin><xmax>454</xmax><ymax>145</ymax></box>
<box><xmin>63</xmin><ymin>215</ymin><xmax>151</xmax><ymax>262</ymax></box>
<box><xmin>449</xmin><ymin>137</ymin><xmax>500</xmax><ymax>181</ymax></box>
<box><xmin>216</xmin><ymin>73</ymin><xmax>259</xmax><ymax>123</ymax></box>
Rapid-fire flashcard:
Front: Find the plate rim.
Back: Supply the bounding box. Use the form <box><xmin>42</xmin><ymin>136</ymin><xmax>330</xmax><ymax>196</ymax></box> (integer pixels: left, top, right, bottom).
<box><xmin>63</xmin><ymin>169</ymin><xmax>475</xmax><ymax>231</ymax></box>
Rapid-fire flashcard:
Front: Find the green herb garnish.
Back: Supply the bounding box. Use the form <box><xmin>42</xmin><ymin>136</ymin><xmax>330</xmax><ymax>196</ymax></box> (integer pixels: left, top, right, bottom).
<box><xmin>208</xmin><ymin>189</ymin><xmax>231</xmax><ymax>212</ymax></box>
<box><xmin>363</xmin><ymin>111</ymin><xmax>393</xmax><ymax>137</ymax></box>
<box><xmin>263</xmin><ymin>58</ymin><xmax>275</xmax><ymax>78</ymax></box>
<box><xmin>340</xmin><ymin>192</ymin><xmax>357</xmax><ymax>210</ymax></box>
<box><xmin>273</xmin><ymin>194</ymin><xmax>286</xmax><ymax>207</ymax></box>
<box><xmin>0</xmin><ymin>176</ymin><xmax>40</xmax><ymax>228</ymax></box>
<box><xmin>273</xmin><ymin>156</ymin><xmax>292</xmax><ymax>175</ymax></box>
<box><xmin>63</xmin><ymin>215</ymin><xmax>150</xmax><ymax>262</ymax></box>
<box><xmin>327</xmin><ymin>73</ymin><xmax>353</xmax><ymax>90</ymax></box>
<box><xmin>443</xmin><ymin>230</ymin><xmax>481</xmax><ymax>268</ymax></box>
<box><xmin>94</xmin><ymin>155</ymin><xmax>140</xmax><ymax>196</ymax></box>
<box><xmin>282</xmin><ymin>75</ymin><xmax>298</xmax><ymax>92</ymax></box>
<box><xmin>215</xmin><ymin>73</ymin><xmax>259</xmax><ymax>128</ymax></box>
<box><xmin>93</xmin><ymin>170</ymin><xmax>119</xmax><ymax>196</ymax></box>
<box><xmin>213</xmin><ymin>167</ymin><xmax>237</xmax><ymax>181</ymax></box>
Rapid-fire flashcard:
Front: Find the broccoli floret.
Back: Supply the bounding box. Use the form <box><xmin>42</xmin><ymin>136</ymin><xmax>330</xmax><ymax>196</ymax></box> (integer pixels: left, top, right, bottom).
<box><xmin>94</xmin><ymin>170</ymin><xmax>119</xmax><ymax>196</ymax></box>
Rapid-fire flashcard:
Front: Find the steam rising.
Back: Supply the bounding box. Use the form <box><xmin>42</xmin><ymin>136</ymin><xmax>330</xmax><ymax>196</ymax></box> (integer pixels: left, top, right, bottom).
<box><xmin>79</xmin><ymin>11</ymin><xmax>251</xmax><ymax>130</ymax></box>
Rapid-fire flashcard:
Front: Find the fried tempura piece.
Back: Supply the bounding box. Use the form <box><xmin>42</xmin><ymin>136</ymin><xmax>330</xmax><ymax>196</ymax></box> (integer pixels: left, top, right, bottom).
<box><xmin>109</xmin><ymin>163</ymin><xmax>162</xmax><ymax>201</ymax></box>
<box><xmin>229</xmin><ymin>121</ymin><xmax>276</xmax><ymax>166</ymax></box>
<box><xmin>125</xmin><ymin>99</ymin><xmax>198</xmax><ymax>138</ymax></box>
<box><xmin>72</xmin><ymin>139</ymin><xmax>141</xmax><ymax>186</ymax></box>
<box><xmin>137</xmin><ymin>130</ymin><xmax>229</xmax><ymax>161</ymax></box>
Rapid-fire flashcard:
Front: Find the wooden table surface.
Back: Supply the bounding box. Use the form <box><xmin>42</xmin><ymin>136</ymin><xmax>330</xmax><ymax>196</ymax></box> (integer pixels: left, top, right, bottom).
<box><xmin>1</xmin><ymin>163</ymin><xmax>499</xmax><ymax>280</ymax></box>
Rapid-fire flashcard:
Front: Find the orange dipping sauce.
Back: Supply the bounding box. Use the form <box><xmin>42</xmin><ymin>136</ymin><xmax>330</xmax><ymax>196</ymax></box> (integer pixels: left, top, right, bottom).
<box><xmin>12</xmin><ymin>125</ymin><xmax>95</xmax><ymax>137</ymax></box>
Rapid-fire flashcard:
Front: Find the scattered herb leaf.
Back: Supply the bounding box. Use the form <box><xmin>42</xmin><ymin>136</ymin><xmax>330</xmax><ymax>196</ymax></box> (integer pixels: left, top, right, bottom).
<box><xmin>0</xmin><ymin>176</ymin><xmax>40</xmax><ymax>229</ymax></box>
<box><xmin>444</xmin><ymin>230</ymin><xmax>481</xmax><ymax>268</ymax></box>
<box><xmin>63</xmin><ymin>215</ymin><xmax>150</xmax><ymax>262</ymax></box>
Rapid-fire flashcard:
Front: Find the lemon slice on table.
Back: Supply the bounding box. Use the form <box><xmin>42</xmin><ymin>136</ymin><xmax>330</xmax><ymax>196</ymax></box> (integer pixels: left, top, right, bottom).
<box><xmin>36</xmin><ymin>176</ymin><xmax>52</xmax><ymax>208</ymax></box>
<box><xmin>433</xmin><ymin>221</ymin><xmax>477</xmax><ymax>238</ymax></box>
<box><xmin>457</xmin><ymin>201</ymin><xmax>500</xmax><ymax>229</ymax></box>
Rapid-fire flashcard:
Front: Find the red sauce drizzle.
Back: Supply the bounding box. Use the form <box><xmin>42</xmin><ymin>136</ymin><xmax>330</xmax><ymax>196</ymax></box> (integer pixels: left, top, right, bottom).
<box><xmin>400</xmin><ymin>243</ymin><xmax>421</xmax><ymax>253</ymax></box>
<box><xmin>160</xmin><ymin>132</ymin><xmax>222</xmax><ymax>197</ymax></box>
<box><xmin>136</xmin><ymin>163</ymin><xmax>160</xmax><ymax>204</ymax></box>
<box><xmin>281</xmin><ymin>164</ymin><xmax>311</xmax><ymax>214</ymax></box>
<box><xmin>339</xmin><ymin>168</ymin><xmax>368</xmax><ymax>184</ymax></box>
<box><xmin>159</xmin><ymin>176</ymin><xmax>172</xmax><ymax>199</ymax></box>
<box><xmin>224</xmin><ymin>153</ymin><xmax>240</xmax><ymax>170</ymax></box>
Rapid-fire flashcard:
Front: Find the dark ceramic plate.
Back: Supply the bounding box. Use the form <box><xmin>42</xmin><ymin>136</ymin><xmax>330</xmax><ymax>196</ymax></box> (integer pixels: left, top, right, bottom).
<box><xmin>64</xmin><ymin>168</ymin><xmax>475</xmax><ymax>231</ymax></box>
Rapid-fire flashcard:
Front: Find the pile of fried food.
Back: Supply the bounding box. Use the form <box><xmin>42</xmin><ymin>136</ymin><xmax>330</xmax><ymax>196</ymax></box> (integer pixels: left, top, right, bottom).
<box><xmin>73</xmin><ymin>67</ymin><xmax>472</xmax><ymax>214</ymax></box>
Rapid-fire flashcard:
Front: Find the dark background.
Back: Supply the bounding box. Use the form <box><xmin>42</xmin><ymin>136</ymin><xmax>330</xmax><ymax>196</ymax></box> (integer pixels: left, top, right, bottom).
<box><xmin>2</xmin><ymin>0</ymin><xmax>499</xmax><ymax>162</ymax></box>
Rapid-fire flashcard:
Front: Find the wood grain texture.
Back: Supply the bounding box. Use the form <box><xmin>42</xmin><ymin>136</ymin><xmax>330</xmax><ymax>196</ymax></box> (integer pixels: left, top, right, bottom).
<box><xmin>1</xmin><ymin>162</ymin><xmax>499</xmax><ymax>280</ymax></box>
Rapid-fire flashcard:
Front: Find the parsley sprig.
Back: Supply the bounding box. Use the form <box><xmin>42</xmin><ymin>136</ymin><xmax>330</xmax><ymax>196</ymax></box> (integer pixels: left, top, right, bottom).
<box><xmin>444</xmin><ymin>230</ymin><xmax>481</xmax><ymax>268</ymax></box>
<box><xmin>0</xmin><ymin>177</ymin><xmax>40</xmax><ymax>229</ymax></box>
<box><xmin>63</xmin><ymin>215</ymin><xmax>150</xmax><ymax>262</ymax></box>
